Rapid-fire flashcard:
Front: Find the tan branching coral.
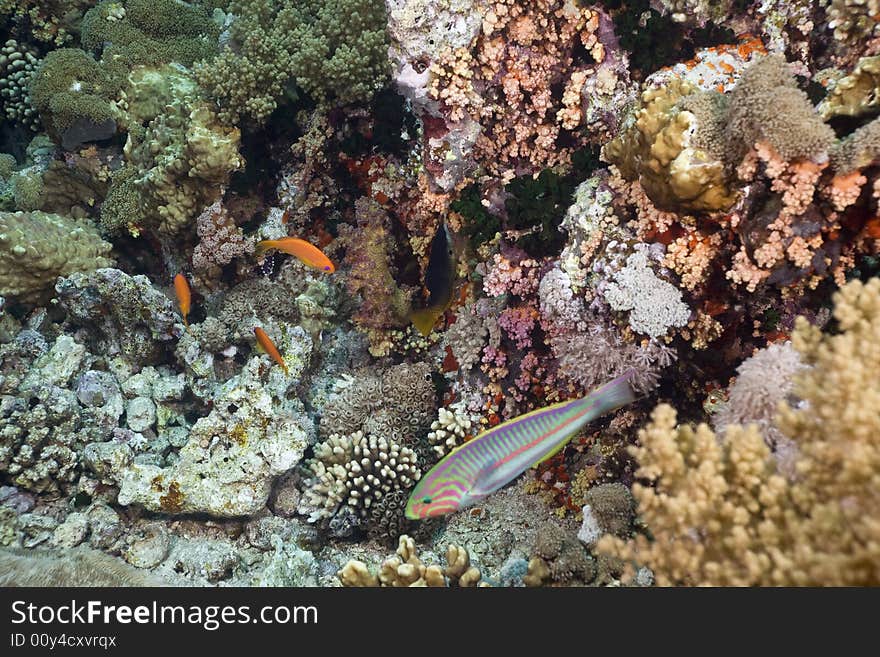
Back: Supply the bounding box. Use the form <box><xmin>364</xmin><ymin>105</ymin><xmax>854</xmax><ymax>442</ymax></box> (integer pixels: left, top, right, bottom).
<box><xmin>337</xmin><ymin>535</ymin><xmax>483</xmax><ymax>587</ymax></box>
<box><xmin>598</xmin><ymin>278</ymin><xmax>880</xmax><ymax>586</ymax></box>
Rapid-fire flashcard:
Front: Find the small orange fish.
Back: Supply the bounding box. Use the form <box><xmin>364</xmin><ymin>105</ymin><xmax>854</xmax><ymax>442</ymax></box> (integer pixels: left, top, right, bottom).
<box><xmin>255</xmin><ymin>237</ymin><xmax>334</xmax><ymax>273</ymax></box>
<box><xmin>254</xmin><ymin>327</ymin><xmax>288</xmax><ymax>375</ymax></box>
<box><xmin>173</xmin><ymin>273</ymin><xmax>191</xmax><ymax>330</ymax></box>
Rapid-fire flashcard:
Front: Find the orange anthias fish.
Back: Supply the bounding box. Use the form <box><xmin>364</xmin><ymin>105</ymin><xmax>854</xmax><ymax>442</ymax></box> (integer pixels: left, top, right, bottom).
<box><xmin>254</xmin><ymin>327</ymin><xmax>289</xmax><ymax>375</ymax></box>
<box><xmin>173</xmin><ymin>273</ymin><xmax>191</xmax><ymax>330</ymax></box>
<box><xmin>255</xmin><ymin>237</ymin><xmax>335</xmax><ymax>273</ymax></box>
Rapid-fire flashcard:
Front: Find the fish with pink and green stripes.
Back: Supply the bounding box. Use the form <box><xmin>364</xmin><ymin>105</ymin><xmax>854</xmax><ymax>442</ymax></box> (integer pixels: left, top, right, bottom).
<box><xmin>405</xmin><ymin>370</ymin><xmax>637</xmax><ymax>519</ymax></box>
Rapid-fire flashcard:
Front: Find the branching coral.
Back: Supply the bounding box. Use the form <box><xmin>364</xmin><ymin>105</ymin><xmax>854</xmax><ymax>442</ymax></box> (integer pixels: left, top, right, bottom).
<box><xmin>426</xmin><ymin>398</ymin><xmax>476</xmax><ymax>457</ymax></box>
<box><xmin>338</xmin><ymin>534</ymin><xmax>483</xmax><ymax>586</ymax></box>
<box><xmin>297</xmin><ymin>430</ymin><xmax>421</xmax><ymax>525</ymax></box>
<box><xmin>2</xmin><ymin>0</ymin><xmax>93</xmax><ymax>46</ymax></box>
<box><xmin>193</xmin><ymin>0</ymin><xmax>389</xmax><ymax>126</ymax></box>
<box><xmin>824</xmin><ymin>0</ymin><xmax>880</xmax><ymax>63</ymax></box>
<box><xmin>299</xmin><ymin>362</ymin><xmax>436</xmax><ymax>531</ymax></box>
<box><xmin>599</xmin><ymin>278</ymin><xmax>880</xmax><ymax>585</ymax></box>
<box><xmin>426</xmin><ymin>0</ymin><xmax>607</xmax><ymax>180</ymax></box>
<box><xmin>0</xmin><ymin>39</ymin><xmax>41</xmax><ymax>131</ymax></box>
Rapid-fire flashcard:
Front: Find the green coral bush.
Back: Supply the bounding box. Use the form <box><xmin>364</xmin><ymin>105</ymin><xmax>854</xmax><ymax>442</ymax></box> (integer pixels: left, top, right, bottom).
<box><xmin>81</xmin><ymin>0</ymin><xmax>220</xmax><ymax>70</ymax></box>
<box><xmin>193</xmin><ymin>0</ymin><xmax>390</xmax><ymax>125</ymax></box>
<box><xmin>28</xmin><ymin>48</ymin><xmax>123</xmax><ymax>150</ymax></box>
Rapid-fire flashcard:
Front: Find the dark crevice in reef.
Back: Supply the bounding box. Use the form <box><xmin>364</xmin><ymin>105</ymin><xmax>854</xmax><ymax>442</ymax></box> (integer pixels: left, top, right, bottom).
<box><xmin>597</xmin><ymin>0</ymin><xmax>736</xmax><ymax>79</ymax></box>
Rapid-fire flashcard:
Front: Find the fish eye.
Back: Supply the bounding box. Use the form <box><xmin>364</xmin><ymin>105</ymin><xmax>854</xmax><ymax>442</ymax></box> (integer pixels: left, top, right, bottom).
<box><xmin>422</xmin><ymin>497</ymin><xmax>432</xmax><ymax>504</ymax></box>
<box><xmin>324</xmin><ymin>266</ymin><xmax>331</xmax><ymax>271</ymax></box>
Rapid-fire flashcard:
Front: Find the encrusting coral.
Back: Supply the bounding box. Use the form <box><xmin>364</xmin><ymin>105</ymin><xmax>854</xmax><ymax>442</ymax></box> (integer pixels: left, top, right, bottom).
<box><xmin>598</xmin><ymin>278</ymin><xmax>880</xmax><ymax>586</ymax></box>
<box><xmin>0</xmin><ymin>211</ymin><xmax>114</xmax><ymax>304</ymax></box>
<box><xmin>0</xmin><ymin>546</ymin><xmax>166</xmax><ymax>586</ymax></box>
<box><xmin>111</xmin><ymin>349</ymin><xmax>313</xmax><ymax>518</ymax></box>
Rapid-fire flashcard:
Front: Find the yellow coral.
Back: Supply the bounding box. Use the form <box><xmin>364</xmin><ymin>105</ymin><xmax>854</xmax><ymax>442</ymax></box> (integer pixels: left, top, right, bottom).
<box><xmin>819</xmin><ymin>55</ymin><xmax>880</xmax><ymax>120</ymax></box>
<box><xmin>338</xmin><ymin>535</ymin><xmax>484</xmax><ymax>587</ymax></box>
<box><xmin>604</xmin><ymin>80</ymin><xmax>738</xmax><ymax>214</ymax></box>
<box><xmin>599</xmin><ymin>278</ymin><xmax>880</xmax><ymax>585</ymax></box>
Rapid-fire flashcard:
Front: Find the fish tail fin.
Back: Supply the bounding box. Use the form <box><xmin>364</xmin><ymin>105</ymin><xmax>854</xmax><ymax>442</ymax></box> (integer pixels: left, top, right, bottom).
<box><xmin>254</xmin><ymin>241</ymin><xmax>272</xmax><ymax>258</ymax></box>
<box><xmin>410</xmin><ymin>307</ymin><xmax>440</xmax><ymax>336</ymax></box>
<box><xmin>537</xmin><ymin>371</ymin><xmax>637</xmax><ymax>466</ymax></box>
<box><xmin>281</xmin><ymin>361</ymin><xmax>289</xmax><ymax>376</ymax></box>
<box><xmin>586</xmin><ymin>369</ymin><xmax>638</xmax><ymax>417</ymax></box>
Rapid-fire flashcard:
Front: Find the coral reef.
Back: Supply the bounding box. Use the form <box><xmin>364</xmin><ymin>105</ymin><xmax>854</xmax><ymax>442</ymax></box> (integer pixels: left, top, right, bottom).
<box><xmin>2</xmin><ymin>0</ymin><xmax>879</xmax><ymax>591</ymax></box>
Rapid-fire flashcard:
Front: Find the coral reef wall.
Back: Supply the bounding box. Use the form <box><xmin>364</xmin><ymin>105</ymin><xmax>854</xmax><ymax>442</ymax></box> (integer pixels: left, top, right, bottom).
<box><xmin>1</xmin><ymin>0</ymin><xmax>878</xmax><ymax>587</ymax></box>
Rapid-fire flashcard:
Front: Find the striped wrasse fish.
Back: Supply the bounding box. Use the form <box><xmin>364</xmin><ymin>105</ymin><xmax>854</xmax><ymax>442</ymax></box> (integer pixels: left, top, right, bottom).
<box><xmin>405</xmin><ymin>371</ymin><xmax>637</xmax><ymax>519</ymax></box>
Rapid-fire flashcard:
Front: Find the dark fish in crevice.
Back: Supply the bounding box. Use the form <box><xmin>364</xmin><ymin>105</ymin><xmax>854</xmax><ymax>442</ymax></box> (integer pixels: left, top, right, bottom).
<box><xmin>410</xmin><ymin>222</ymin><xmax>458</xmax><ymax>336</ymax></box>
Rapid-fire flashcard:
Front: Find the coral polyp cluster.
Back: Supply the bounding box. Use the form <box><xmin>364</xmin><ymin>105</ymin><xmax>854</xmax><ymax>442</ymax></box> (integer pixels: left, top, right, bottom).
<box><xmin>0</xmin><ymin>0</ymin><xmax>878</xmax><ymax>588</ymax></box>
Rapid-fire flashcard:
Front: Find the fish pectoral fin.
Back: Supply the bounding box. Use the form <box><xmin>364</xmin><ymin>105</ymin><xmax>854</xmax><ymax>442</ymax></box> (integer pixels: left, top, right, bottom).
<box><xmin>530</xmin><ymin>440</ymin><xmax>569</xmax><ymax>469</ymax></box>
<box><xmin>470</xmin><ymin>462</ymin><xmax>513</xmax><ymax>497</ymax></box>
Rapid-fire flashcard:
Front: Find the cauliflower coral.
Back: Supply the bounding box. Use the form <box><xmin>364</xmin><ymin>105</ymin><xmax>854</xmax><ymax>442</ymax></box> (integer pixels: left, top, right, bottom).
<box><xmin>599</xmin><ymin>277</ymin><xmax>880</xmax><ymax>586</ymax></box>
